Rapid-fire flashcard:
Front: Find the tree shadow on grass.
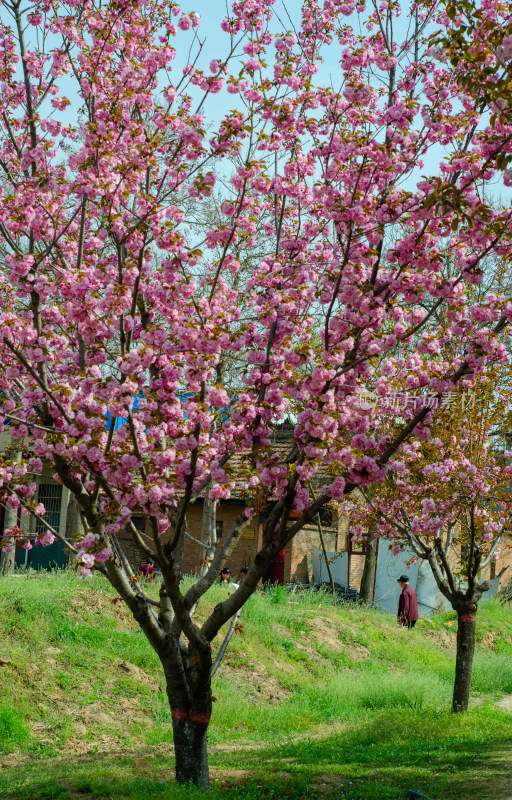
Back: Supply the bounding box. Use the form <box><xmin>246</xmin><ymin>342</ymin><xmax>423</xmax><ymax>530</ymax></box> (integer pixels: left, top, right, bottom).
<box><xmin>2</xmin><ymin>710</ymin><xmax>512</xmax><ymax>800</ymax></box>
<box><xmin>209</xmin><ymin>708</ymin><xmax>512</xmax><ymax>800</ymax></box>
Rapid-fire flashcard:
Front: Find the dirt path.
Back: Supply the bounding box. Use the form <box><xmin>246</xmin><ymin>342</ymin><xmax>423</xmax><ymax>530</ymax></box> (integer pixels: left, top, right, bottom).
<box><xmin>497</xmin><ymin>694</ymin><xmax>512</xmax><ymax>712</ymax></box>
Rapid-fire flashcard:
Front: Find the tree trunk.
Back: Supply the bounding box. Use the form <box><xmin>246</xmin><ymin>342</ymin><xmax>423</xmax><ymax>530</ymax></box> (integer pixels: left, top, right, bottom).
<box><xmin>199</xmin><ymin>487</ymin><xmax>215</xmax><ymax>571</ymax></box>
<box><xmin>1</xmin><ymin>506</ymin><xmax>18</xmax><ymax>574</ymax></box>
<box><xmin>65</xmin><ymin>496</ymin><xmax>84</xmax><ymax>567</ymax></box>
<box><xmin>0</xmin><ymin>548</ymin><xmax>15</xmax><ymax>574</ymax></box>
<box><xmin>172</xmin><ymin>715</ymin><xmax>210</xmax><ymax>788</ymax></box>
<box><xmin>163</xmin><ymin>646</ymin><xmax>213</xmax><ymax>788</ymax></box>
<box><xmin>316</xmin><ymin>513</ymin><xmax>335</xmax><ymax>593</ymax></box>
<box><xmin>452</xmin><ymin>607</ymin><xmax>477</xmax><ymax>712</ymax></box>
<box><xmin>359</xmin><ymin>530</ymin><xmax>377</xmax><ymax>603</ymax></box>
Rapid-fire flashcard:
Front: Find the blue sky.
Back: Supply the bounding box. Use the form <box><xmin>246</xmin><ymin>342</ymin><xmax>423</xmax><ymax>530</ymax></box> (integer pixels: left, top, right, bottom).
<box><xmin>169</xmin><ymin>1</ymin><xmax>455</xmax><ymax>196</ymax></box>
<box><xmin>4</xmin><ymin>0</ymin><xmax>506</xmax><ymax>204</ymax></box>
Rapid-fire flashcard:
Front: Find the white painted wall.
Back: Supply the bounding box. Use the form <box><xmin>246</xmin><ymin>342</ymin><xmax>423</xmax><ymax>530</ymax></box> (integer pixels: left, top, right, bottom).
<box><xmin>312</xmin><ymin>549</ymin><xmax>349</xmax><ymax>586</ymax></box>
<box><xmin>373</xmin><ymin>544</ymin><xmax>419</xmax><ymax>615</ymax></box>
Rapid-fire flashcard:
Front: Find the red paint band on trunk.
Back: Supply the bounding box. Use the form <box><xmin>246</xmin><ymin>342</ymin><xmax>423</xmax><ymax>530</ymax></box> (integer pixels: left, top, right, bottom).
<box><xmin>189</xmin><ymin>712</ymin><xmax>211</xmax><ymax>724</ymax></box>
<box><xmin>171</xmin><ymin>709</ymin><xmax>189</xmax><ymax>720</ymax></box>
<box><xmin>171</xmin><ymin>709</ymin><xmax>211</xmax><ymax>724</ymax></box>
<box><xmin>458</xmin><ymin>614</ymin><xmax>476</xmax><ymax>622</ymax></box>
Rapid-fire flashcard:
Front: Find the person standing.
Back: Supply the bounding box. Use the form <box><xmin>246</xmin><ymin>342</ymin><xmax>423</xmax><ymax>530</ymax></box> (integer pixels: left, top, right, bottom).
<box><xmin>220</xmin><ymin>567</ymin><xmax>232</xmax><ymax>585</ymax></box>
<box><xmin>397</xmin><ymin>575</ymin><xmax>419</xmax><ymax>628</ymax></box>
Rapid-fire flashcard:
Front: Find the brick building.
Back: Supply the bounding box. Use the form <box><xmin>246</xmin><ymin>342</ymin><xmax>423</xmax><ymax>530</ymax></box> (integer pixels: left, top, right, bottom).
<box><xmin>114</xmin><ymin>419</ymin><xmax>353</xmax><ymax>584</ymax></box>
<box><xmin>342</xmin><ymin>530</ymin><xmax>512</xmax><ymax>606</ymax></box>
<box><xmin>115</xmin><ymin>498</ymin><xmax>351</xmax><ymax>585</ymax></box>
<box><xmin>2</xmin><ymin>419</ymin><xmax>510</xmax><ymax>594</ymax></box>
<box><xmin>0</xmin><ymin>420</ymin><xmax>351</xmax><ymax>582</ymax></box>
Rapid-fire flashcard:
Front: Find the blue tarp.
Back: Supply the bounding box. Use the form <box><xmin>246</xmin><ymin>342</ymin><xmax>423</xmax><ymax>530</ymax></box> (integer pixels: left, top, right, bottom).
<box><xmin>105</xmin><ymin>391</ymin><xmax>195</xmax><ymax>431</ymax></box>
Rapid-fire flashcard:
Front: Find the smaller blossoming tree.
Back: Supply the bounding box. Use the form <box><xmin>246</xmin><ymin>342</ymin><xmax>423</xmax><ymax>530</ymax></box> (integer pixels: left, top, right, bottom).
<box><xmin>344</xmin><ymin>367</ymin><xmax>512</xmax><ymax>712</ymax></box>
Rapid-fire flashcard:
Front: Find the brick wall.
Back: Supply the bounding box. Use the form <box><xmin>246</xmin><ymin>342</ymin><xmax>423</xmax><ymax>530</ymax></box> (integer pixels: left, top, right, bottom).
<box><xmin>116</xmin><ymin>505</ymin><xmax>345</xmax><ymax>584</ymax></box>
<box><xmin>180</xmin><ymin>503</ymin><xmax>258</xmax><ymax>578</ymax></box>
<box><xmin>117</xmin><ymin>502</ymin><xmax>258</xmax><ymax>579</ymax></box>
<box><xmin>283</xmin><ymin>511</ymin><xmax>350</xmax><ymax>584</ymax></box>
<box><xmin>116</xmin><ymin>536</ymin><xmax>149</xmax><ymax>569</ymax></box>
<box><xmin>338</xmin><ymin>517</ymin><xmax>370</xmax><ymax>592</ymax></box>
<box><xmin>348</xmin><ymin>553</ymin><xmax>367</xmax><ymax>591</ymax></box>
<box><xmin>288</xmin><ymin>526</ymin><xmax>337</xmax><ymax>583</ymax></box>
<box><xmin>493</xmin><ymin>534</ymin><xmax>512</xmax><ymax>585</ymax></box>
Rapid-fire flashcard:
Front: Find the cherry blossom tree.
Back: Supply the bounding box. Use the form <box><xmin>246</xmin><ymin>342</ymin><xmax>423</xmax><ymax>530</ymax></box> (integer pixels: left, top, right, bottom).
<box><xmin>2</xmin><ymin>0</ymin><xmax>512</xmax><ymax>786</ymax></box>
<box><xmin>344</xmin><ymin>364</ymin><xmax>512</xmax><ymax>712</ymax></box>
<box><xmin>355</xmin><ymin>252</ymin><xmax>512</xmax><ymax>603</ymax></box>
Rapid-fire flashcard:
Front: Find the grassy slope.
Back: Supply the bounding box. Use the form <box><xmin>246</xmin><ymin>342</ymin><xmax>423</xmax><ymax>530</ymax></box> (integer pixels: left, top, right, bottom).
<box><xmin>0</xmin><ymin>573</ymin><xmax>512</xmax><ymax>800</ymax></box>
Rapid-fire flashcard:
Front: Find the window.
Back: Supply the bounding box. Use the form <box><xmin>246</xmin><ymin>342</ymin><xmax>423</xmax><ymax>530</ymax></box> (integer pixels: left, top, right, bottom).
<box><xmin>318</xmin><ymin>507</ymin><xmax>333</xmax><ymax>527</ymax></box>
<box><xmin>22</xmin><ymin>483</ymin><xmax>65</xmax><ymax>570</ymax></box>
<box><xmin>348</xmin><ymin>532</ymin><xmax>367</xmax><ymax>555</ymax></box>
<box><xmin>131</xmin><ymin>516</ymin><xmax>146</xmax><ymax>533</ymax></box>
<box><xmin>35</xmin><ymin>484</ymin><xmax>62</xmax><ymax>536</ymax></box>
<box><xmin>215</xmin><ymin>520</ymin><xmax>224</xmax><ymax>539</ymax></box>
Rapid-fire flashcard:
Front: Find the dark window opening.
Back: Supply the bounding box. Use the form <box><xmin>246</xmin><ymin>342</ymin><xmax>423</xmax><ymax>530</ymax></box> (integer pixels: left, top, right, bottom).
<box><xmin>348</xmin><ymin>533</ymin><xmax>367</xmax><ymax>555</ymax></box>
<box><xmin>216</xmin><ymin>520</ymin><xmax>224</xmax><ymax>539</ymax></box>
<box><xmin>18</xmin><ymin>484</ymin><xmax>64</xmax><ymax>570</ymax></box>
<box><xmin>35</xmin><ymin>483</ymin><xmax>62</xmax><ymax>536</ymax></box>
<box><xmin>318</xmin><ymin>507</ymin><xmax>333</xmax><ymax>527</ymax></box>
<box><xmin>131</xmin><ymin>516</ymin><xmax>146</xmax><ymax>533</ymax></box>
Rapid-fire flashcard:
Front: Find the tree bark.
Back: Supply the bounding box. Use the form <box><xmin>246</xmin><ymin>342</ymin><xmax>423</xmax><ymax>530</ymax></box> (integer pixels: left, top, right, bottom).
<box><xmin>199</xmin><ymin>487</ymin><xmax>215</xmax><ymax>571</ymax></box>
<box><xmin>316</xmin><ymin>512</ymin><xmax>335</xmax><ymax>593</ymax></box>
<box><xmin>452</xmin><ymin>606</ymin><xmax>477</xmax><ymax>712</ymax></box>
<box><xmin>171</xmin><ymin>716</ymin><xmax>210</xmax><ymax>788</ymax></box>
<box><xmin>0</xmin><ymin>547</ymin><xmax>15</xmax><ymax>574</ymax></box>
<box><xmin>0</xmin><ymin>505</ymin><xmax>18</xmax><ymax>574</ymax></box>
<box><xmin>162</xmin><ymin>644</ymin><xmax>213</xmax><ymax>788</ymax></box>
<box><xmin>64</xmin><ymin>496</ymin><xmax>84</xmax><ymax>567</ymax></box>
<box><xmin>359</xmin><ymin>530</ymin><xmax>377</xmax><ymax>603</ymax></box>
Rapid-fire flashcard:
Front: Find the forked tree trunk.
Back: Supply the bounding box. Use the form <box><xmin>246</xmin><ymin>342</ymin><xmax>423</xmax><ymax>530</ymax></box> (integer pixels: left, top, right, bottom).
<box><xmin>452</xmin><ymin>606</ymin><xmax>477</xmax><ymax>712</ymax></box>
<box><xmin>359</xmin><ymin>530</ymin><xmax>377</xmax><ymax>603</ymax></box>
<box><xmin>172</xmin><ymin>715</ymin><xmax>210</xmax><ymax>788</ymax></box>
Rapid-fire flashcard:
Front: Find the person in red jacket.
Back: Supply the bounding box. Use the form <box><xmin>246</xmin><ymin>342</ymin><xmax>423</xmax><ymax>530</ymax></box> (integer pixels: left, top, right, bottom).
<box><xmin>397</xmin><ymin>575</ymin><xmax>419</xmax><ymax>628</ymax></box>
<box><xmin>139</xmin><ymin>560</ymin><xmax>157</xmax><ymax>580</ymax></box>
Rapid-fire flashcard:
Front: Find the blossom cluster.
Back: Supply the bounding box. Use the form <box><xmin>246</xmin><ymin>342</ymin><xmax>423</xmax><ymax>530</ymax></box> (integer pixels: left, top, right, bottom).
<box><xmin>0</xmin><ymin>0</ymin><xmax>511</xmax><ymax>569</ymax></box>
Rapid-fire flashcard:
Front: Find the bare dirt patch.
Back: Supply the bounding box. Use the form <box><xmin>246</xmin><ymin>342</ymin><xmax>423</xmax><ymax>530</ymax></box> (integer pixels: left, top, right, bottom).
<box><xmin>79</xmin><ymin>703</ymin><xmax>114</xmax><ymax>725</ymax></box>
<box><xmin>345</xmin><ymin>644</ymin><xmax>370</xmax><ymax>661</ymax></box>
<box><xmin>117</xmin><ymin>660</ymin><xmax>153</xmax><ymax>684</ymax></box>
<box><xmin>306</xmin><ymin>615</ymin><xmax>344</xmax><ymax>653</ymax></box>
<box><xmin>497</xmin><ymin>694</ymin><xmax>512</xmax><ymax>712</ymax></box>
<box><xmin>221</xmin><ymin>660</ymin><xmax>290</xmax><ymax>703</ymax></box>
<box><xmin>67</xmin><ymin>588</ymin><xmax>141</xmax><ymax>630</ymax></box>
<box><xmin>427</xmin><ymin>629</ymin><xmax>454</xmax><ymax>648</ymax></box>
<box><xmin>480</xmin><ymin>630</ymin><xmax>498</xmax><ymax>649</ymax></box>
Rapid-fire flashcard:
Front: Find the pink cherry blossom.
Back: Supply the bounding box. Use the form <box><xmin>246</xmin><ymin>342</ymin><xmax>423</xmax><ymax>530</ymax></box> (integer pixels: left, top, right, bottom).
<box><xmin>0</xmin><ymin>0</ymin><xmax>511</xmax><ymax>779</ymax></box>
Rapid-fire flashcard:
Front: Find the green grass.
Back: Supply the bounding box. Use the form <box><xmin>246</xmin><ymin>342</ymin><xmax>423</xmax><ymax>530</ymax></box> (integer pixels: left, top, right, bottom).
<box><xmin>0</xmin><ymin>573</ymin><xmax>511</xmax><ymax>799</ymax></box>
<box><xmin>0</xmin><ymin>705</ymin><xmax>30</xmax><ymax>748</ymax></box>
